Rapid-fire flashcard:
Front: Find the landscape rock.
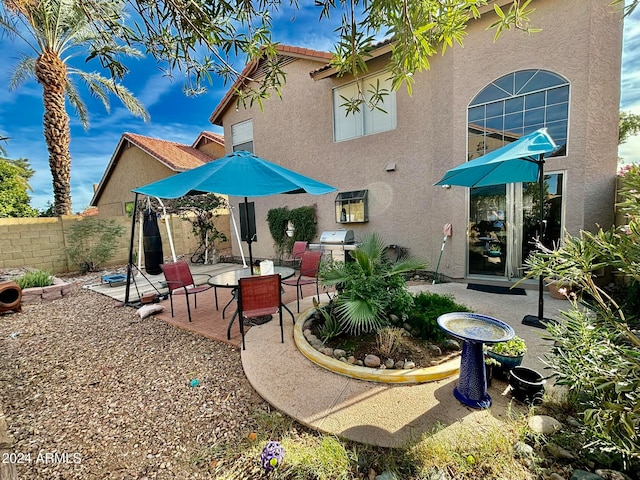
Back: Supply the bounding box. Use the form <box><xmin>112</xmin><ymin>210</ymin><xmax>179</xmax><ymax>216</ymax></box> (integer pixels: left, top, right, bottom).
<box><xmin>570</xmin><ymin>470</ymin><xmax>604</xmax><ymax>480</ymax></box>
<box><xmin>513</xmin><ymin>441</ymin><xmax>534</xmax><ymax>459</ymax></box>
<box><xmin>333</xmin><ymin>349</ymin><xmax>346</xmax><ymax>359</ymax></box>
<box><xmin>364</xmin><ymin>354</ymin><xmax>381</xmax><ymax>368</ymax></box>
<box><xmin>443</xmin><ymin>339</ymin><xmax>461</xmax><ymax>351</ymax></box>
<box><xmin>528</xmin><ymin>415</ymin><xmax>563</xmax><ymax>435</ymax></box>
<box><xmin>427</xmin><ymin>344</ymin><xmax>442</xmax><ymax>356</ymax></box>
<box><xmin>403</xmin><ymin>361</ymin><xmax>416</xmax><ymax>369</ymax></box>
<box><xmin>546</xmin><ymin>442</ymin><xmax>576</xmax><ymax>461</ymax></box>
<box><xmin>595</xmin><ymin>469</ymin><xmax>632</xmax><ymax>480</ymax></box>
<box><xmin>548</xmin><ymin>474</ymin><xmax>567</xmax><ymax>480</ymax></box>
<box><xmin>384</xmin><ymin>358</ymin><xmax>395</xmax><ymax>369</ymax></box>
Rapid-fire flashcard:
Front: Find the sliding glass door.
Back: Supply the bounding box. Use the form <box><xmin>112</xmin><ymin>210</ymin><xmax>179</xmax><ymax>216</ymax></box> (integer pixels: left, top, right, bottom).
<box><xmin>468</xmin><ymin>173</ymin><xmax>564</xmax><ymax>279</ymax></box>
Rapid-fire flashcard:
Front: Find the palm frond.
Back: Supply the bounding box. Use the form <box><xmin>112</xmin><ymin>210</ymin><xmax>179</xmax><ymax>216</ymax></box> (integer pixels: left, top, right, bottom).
<box><xmin>65</xmin><ymin>78</ymin><xmax>89</xmax><ymax>128</ymax></box>
<box><xmin>387</xmin><ymin>258</ymin><xmax>428</xmax><ymax>276</ymax></box>
<box><xmin>73</xmin><ymin>71</ymin><xmax>150</xmax><ymax>122</ymax></box>
<box><xmin>9</xmin><ymin>54</ymin><xmax>37</xmax><ymax>90</ymax></box>
<box><xmin>335</xmin><ymin>299</ymin><xmax>388</xmax><ymax>336</ymax></box>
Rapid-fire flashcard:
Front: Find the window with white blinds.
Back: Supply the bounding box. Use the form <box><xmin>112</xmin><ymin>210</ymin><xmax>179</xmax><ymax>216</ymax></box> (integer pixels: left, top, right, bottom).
<box><xmin>232</xmin><ymin>119</ymin><xmax>254</xmax><ymax>152</ymax></box>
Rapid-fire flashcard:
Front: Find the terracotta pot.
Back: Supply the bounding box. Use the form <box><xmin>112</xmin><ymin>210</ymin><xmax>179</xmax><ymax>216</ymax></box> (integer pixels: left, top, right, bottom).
<box><xmin>0</xmin><ymin>281</ymin><xmax>22</xmax><ymax>313</ymax></box>
<box><xmin>545</xmin><ymin>278</ymin><xmax>577</xmax><ymax>300</ymax></box>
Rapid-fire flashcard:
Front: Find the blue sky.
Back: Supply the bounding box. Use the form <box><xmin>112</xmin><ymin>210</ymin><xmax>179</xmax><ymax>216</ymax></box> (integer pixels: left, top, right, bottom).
<box><xmin>0</xmin><ymin>4</ymin><xmax>638</xmax><ymax>212</ymax></box>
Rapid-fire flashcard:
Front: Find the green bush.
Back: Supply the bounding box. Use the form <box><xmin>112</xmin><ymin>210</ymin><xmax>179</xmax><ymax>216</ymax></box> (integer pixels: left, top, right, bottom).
<box><xmin>15</xmin><ymin>270</ymin><xmax>53</xmax><ymax>289</ymax></box>
<box><xmin>405</xmin><ymin>291</ymin><xmax>471</xmax><ymax>343</ymax></box>
<box><xmin>266</xmin><ymin>206</ymin><xmax>317</xmax><ymax>260</ymax></box>
<box><xmin>320</xmin><ymin>233</ymin><xmax>427</xmax><ymax>335</ymax></box>
<box><xmin>65</xmin><ymin>217</ymin><xmax>125</xmax><ymax>273</ymax></box>
<box><xmin>522</xmin><ymin>163</ymin><xmax>640</xmax><ymax>473</ymax></box>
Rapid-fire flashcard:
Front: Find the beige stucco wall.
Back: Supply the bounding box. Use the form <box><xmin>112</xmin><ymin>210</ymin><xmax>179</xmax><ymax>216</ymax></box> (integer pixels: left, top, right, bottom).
<box><xmin>196</xmin><ymin>139</ymin><xmax>225</xmax><ymax>158</ymax></box>
<box><xmin>95</xmin><ymin>147</ymin><xmax>178</xmax><ymax>217</ymax></box>
<box><xmin>218</xmin><ymin>0</ymin><xmax>622</xmax><ymax>280</ymax></box>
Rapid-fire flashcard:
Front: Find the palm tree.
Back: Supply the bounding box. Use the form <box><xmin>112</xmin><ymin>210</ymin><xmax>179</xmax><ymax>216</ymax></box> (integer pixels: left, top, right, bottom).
<box><xmin>320</xmin><ymin>233</ymin><xmax>427</xmax><ymax>335</ymax></box>
<box><xmin>0</xmin><ymin>0</ymin><xmax>149</xmax><ymax>215</ymax></box>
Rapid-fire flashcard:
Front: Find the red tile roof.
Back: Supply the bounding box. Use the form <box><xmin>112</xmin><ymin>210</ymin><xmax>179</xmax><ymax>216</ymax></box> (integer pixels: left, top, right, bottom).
<box><xmin>192</xmin><ymin>131</ymin><xmax>224</xmax><ymax>149</ymax></box>
<box><xmin>90</xmin><ymin>133</ymin><xmax>219</xmax><ymax>206</ymax></box>
<box><xmin>123</xmin><ymin>133</ymin><xmax>215</xmax><ymax>170</ymax></box>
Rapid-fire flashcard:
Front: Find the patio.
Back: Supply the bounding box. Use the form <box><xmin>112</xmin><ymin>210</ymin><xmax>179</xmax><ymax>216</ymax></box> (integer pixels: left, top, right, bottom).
<box><xmin>88</xmin><ymin>265</ymin><xmax>568</xmax><ymax>447</ymax></box>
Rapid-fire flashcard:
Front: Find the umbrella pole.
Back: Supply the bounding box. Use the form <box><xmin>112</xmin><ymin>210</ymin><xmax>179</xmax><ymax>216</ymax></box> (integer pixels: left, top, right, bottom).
<box><xmin>229</xmin><ymin>205</ymin><xmax>248</xmax><ymax>267</ymax></box>
<box><xmin>523</xmin><ymin>154</ymin><xmax>554</xmax><ymax>327</ymax></box>
<box><xmin>243</xmin><ymin>197</ymin><xmax>254</xmax><ymax>271</ymax></box>
<box><xmin>536</xmin><ymin>156</ymin><xmax>545</xmax><ymax>321</ymax></box>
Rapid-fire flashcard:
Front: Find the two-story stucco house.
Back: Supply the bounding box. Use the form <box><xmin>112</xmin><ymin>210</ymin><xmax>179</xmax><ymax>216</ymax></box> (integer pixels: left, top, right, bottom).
<box><xmin>209</xmin><ymin>0</ymin><xmax>621</xmax><ymax>284</ymax></box>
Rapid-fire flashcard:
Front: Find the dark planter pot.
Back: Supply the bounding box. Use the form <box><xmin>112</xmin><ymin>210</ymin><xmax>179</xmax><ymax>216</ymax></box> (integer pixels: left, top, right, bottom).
<box><xmin>485</xmin><ymin>363</ymin><xmax>494</xmax><ymax>387</ymax></box>
<box><xmin>486</xmin><ymin>350</ymin><xmax>524</xmax><ymax>380</ymax></box>
<box><xmin>508</xmin><ymin>366</ymin><xmax>546</xmax><ymax>405</ymax></box>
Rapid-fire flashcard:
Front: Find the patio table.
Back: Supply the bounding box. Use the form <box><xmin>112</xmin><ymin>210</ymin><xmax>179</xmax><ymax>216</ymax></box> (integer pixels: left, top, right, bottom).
<box><xmin>208</xmin><ymin>266</ymin><xmax>295</xmax><ymax>339</ymax></box>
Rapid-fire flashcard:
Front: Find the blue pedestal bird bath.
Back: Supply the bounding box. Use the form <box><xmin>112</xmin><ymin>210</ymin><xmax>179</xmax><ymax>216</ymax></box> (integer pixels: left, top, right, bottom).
<box><xmin>438</xmin><ymin>312</ymin><xmax>515</xmax><ymax>409</ymax></box>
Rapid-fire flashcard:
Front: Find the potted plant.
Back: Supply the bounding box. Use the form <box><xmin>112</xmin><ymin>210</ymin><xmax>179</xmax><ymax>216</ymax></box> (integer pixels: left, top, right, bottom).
<box><xmin>486</xmin><ymin>336</ymin><xmax>527</xmax><ymax>377</ymax></box>
<box><xmin>545</xmin><ymin>277</ymin><xmax>578</xmax><ymax>300</ymax></box>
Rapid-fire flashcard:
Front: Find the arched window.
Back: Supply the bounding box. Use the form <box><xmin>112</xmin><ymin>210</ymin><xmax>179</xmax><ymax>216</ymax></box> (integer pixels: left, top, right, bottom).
<box><xmin>467</xmin><ymin>70</ymin><xmax>569</xmax><ymax>160</ymax></box>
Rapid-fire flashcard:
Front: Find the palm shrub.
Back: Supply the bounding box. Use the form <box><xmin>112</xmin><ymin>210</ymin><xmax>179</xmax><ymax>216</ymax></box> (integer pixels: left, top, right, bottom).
<box><xmin>522</xmin><ymin>164</ymin><xmax>640</xmax><ymax>472</ymax></box>
<box><xmin>320</xmin><ymin>233</ymin><xmax>427</xmax><ymax>335</ymax></box>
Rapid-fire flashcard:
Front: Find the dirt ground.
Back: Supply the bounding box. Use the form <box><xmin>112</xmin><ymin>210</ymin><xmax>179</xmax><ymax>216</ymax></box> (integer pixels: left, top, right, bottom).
<box><xmin>0</xmin><ymin>278</ymin><xmax>267</xmax><ymax>479</ymax></box>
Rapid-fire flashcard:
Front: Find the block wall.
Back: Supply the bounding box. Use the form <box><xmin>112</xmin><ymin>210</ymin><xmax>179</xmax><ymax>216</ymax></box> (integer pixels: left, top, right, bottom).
<box><xmin>0</xmin><ymin>214</ymin><xmax>231</xmax><ymax>274</ymax></box>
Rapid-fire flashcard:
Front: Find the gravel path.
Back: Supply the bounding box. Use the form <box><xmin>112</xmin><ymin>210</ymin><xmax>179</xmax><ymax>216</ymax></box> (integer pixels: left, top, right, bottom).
<box><xmin>0</xmin><ymin>278</ymin><xmax>267</xmax><ymax>479</ymax></box>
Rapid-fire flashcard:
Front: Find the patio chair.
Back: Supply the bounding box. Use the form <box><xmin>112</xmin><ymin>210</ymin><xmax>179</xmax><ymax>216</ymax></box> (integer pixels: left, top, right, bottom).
<box><xmin>288</xmin><ymin>241</ymin><xmax>308</xmax><ymax>269</ymax></box>
<box><xmin>281</xmin><ymin>250</ymin><xmax>322</xmax><ymax>313</ymax></box>
<box><xmin>160</xmin><ymin>261</ymin><xmax>212</xmax><ymax>322</ymax></box>
<box><xmin>237</xmin><ymin>274</ymin><xmax>295</xmax><ymax>350</ymax></box>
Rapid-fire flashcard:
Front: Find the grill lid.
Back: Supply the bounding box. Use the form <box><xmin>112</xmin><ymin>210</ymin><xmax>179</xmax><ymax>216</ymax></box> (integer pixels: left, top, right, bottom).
<box><xmin>320</xmin><ymin>230</ymin><xmax>355</xmax><ymax>244</ymax></box>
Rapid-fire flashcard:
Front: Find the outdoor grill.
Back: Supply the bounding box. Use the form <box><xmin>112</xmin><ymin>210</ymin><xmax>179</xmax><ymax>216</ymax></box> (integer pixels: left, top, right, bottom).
<box><xmin>317</xmin><ymin>230</ymin><xmax>356</xmax><ymax>262</ymax></box>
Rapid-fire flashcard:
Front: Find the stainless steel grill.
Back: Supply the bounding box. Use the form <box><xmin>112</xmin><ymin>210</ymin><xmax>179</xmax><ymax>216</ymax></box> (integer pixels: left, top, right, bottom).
<box><xmin>317</xmin><ymin>230</ymin><xmax>356</xmax><ymax>262</ymax></box>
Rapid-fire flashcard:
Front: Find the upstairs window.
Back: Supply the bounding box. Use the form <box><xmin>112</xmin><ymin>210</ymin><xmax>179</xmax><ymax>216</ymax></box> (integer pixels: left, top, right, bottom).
<box><xmin>468</xmin><ymin>70</ymin><xmax>569</xmax><ymax>159</ymax></box>
<box><xmin>333</xmin><ymin>72</ymin><xmax>397</xmax><ymax>142</ymax></box>
<box><xmin>232</xmin><ymin>119</ymin><xmax>254</xmax><ymax>152</ymax></box>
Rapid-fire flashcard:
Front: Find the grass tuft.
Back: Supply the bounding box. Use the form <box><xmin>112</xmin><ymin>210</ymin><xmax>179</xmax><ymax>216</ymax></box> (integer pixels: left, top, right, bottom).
<box><xmin>15</xmin><ymin>270</ymin><xmax>53</xmax><ymax>289</ymax></box>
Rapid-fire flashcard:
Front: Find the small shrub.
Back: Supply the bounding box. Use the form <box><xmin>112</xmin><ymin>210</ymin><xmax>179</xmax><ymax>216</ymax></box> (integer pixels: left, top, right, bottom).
<box><xmin>317</xmin><ymin>303</ymin><xmax>343</xmax><ymax>343</ymax></box>
<box><xmin>376</xmin><ymin>327</ymin><xmax>405</xmax><ymax>358</ymax></box>
<box><xmin>406</xmin><ymin>292</ymin><xmax>471</xmax><ymax>343</ymax></box>
<box><xmin>15</xmin><ymin>270</ymin><xmax>53</xmax><ymax>289</ymax></box>
<box><xmin>66</xmin><ymin>217</ymin><xmax>125</xmax><ymax>273</ymax></box>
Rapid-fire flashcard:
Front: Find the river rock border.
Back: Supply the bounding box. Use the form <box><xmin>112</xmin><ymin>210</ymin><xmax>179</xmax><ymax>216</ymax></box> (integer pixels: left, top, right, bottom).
<box><xmin>294</xmin><ymin>307</ymin><xmax>460</xmax><ymax>384</ymax></box>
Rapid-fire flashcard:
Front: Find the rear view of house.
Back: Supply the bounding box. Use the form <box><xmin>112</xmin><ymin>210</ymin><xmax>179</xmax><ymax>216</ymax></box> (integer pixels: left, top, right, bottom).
<box><xmin>209</xmin><ymin>0</ymin><xmax>621</xmax><ymax>283</ymax></box>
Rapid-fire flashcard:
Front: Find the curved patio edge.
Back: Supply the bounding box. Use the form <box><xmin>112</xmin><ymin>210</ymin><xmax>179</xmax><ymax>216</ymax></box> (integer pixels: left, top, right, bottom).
<box><xmin>294</xmin><ymin>307</ymin><xmax>460</xmax><ymax>384</ymax></box>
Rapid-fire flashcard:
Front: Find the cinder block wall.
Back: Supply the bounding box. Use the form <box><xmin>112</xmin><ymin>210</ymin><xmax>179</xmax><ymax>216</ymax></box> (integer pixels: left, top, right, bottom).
<box><xmin>0</xmin><ymin>214</ymin><xmax>231</xmax><ymax>274</ymax></box>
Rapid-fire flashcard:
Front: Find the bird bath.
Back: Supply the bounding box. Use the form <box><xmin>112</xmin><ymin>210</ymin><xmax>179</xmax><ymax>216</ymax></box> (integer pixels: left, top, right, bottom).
<box><xmin>437</xmin><ymin>312</ymin><xmax>514</xmax><ymax>409</ymax></box>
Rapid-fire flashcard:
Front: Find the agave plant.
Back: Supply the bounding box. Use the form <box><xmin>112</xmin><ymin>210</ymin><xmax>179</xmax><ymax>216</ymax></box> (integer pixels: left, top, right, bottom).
<box><xmin>320</xmin><ymin>233</ymin><xmax>427</xmax><ymax>335</ymax></box>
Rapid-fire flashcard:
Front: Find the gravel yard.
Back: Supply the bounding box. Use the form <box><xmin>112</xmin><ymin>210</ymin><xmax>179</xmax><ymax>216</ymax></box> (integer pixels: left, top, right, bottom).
<box><xmin>0</xmin><ymin>278</ymin><xmax>267</xmax><ymax>479</ymax></box>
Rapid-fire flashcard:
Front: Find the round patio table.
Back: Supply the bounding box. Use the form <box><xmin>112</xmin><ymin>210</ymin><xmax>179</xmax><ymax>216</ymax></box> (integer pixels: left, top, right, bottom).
<box><xmin>437</xmin><ymin>312</ymin><xmax>514</xmax><ymax>409</ymax></box>
<box><xmin>208</xmin><ymin>266</ymin><xmax>295</xmax><ymax>339</ymax></box>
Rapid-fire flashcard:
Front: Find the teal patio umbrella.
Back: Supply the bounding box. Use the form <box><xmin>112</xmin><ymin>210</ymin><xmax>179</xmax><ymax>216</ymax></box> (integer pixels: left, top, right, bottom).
<box><xmin>434</xmin><ymin>128</ymin><xmax>558</xmax><ymax>325</ymax></box>
<box><xmin>125</xmin><ymin>150</ymin><xmax>336</xmax><ymax>304</ymax></box>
